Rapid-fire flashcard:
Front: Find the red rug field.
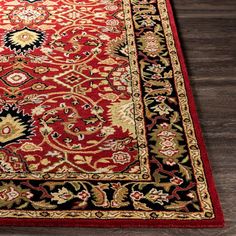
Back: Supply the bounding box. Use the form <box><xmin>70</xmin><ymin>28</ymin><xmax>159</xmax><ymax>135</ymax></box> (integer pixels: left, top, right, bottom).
<box><xmin>0</xmin><ymin>0</ymin><xmax>224</xmax><ymax>227</ymax></box>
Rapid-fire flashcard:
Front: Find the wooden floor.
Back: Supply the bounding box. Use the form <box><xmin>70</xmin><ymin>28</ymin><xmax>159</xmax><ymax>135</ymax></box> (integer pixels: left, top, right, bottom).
<box><xmin>1</xmin><ymin>0</ymin><xmax>236</xmax><ymax>235</ymax></box>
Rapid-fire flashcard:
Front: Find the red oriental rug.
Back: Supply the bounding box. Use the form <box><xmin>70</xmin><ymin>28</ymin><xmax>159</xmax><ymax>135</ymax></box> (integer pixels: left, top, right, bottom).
<box><xmin>0</xmin><ymin>0</ymin><xmax>224</xmax><ymax>228</ymax></box>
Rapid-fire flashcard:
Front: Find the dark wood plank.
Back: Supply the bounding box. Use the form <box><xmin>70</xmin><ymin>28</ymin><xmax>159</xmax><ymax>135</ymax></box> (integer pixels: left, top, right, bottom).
<box><xmin>1</xmin><ymin>0</ymin><xmax>236</xmax><ymax>235</ymax></box>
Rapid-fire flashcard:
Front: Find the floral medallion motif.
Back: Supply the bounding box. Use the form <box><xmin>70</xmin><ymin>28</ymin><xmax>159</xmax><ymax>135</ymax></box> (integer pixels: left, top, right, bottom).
<box><xmin>107</xmin><ymin>34</ymin><xmax>129</xmax><ymax>58</ymax></box>
<box><xmin>4</xmin><ymin>27</ymin><xmax>45</xmax><ymax>55</ymax></box>
<box><xmin>9</xmin><ymin>6</ymin><xmax>49</xmax><ymax>25</ymax></box>
<box><xmin>112</xmin><ymin>151</ymin><xmax>131</xmax><ymax>165</ymax></box>
<box><xmin>0</xmin><ymin>105</ymin><xmax>34</xmax><ymax>147</ymax></box>
<box><xmin>0</xmin><ymin>69</ymin><xmax>33</xmax><ymax>87</ymax></box>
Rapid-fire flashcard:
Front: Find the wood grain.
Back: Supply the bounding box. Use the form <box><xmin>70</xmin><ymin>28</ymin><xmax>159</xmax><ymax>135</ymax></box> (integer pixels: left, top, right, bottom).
<box><xmin>1</xmin><ymin>0</ymin><xmax>236</xmax><ymax>235</ymax></box>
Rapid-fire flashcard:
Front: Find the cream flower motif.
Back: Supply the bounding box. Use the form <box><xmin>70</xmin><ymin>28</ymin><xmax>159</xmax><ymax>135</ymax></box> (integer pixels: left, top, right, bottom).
<box><xmin>31</xmin><ymin>106</ymin><xmax>45</xmax><ymax>115</ymax></box>
<box><xmin>57</xmin><ymin>166</ymin><xmax>74</xmax><ymax>173</ymax></box>
<box><xmin>6</xmin><ymin>187</ymin><xmax>20</xmax><ymax>201</ymax></box>
<box><xmin>99</xmin><ymin>34</ymin><xmax>110</xmax><ymax>41</ymax></box>
<box><xmin>104</xmin><ymin>5</ymin><xmax>118</xmax><ymax>11</ymax></box>
<box><xmin>112</xmin><ymin>151</ymin><xmax>131</xmax><ymax>165</ymax></box>
<box><xmin>106</xmin><ymin>19</ymin><xmax>119</xmax><ymax>26</ymax></box>
<box><xmin>146</xmin><ymin>189</ymin><xmax>169</xmax><ymax>205</ymax></box>
<box><xmin>46</xmin><ymin>150</ymin><xmax>63</xmax><ymax>158</ymax></box>
<box><xmin>101</xmin><ymin>126</ymin><xmax>115</xmax><ymax>135</ymax></box>
<box><xmin>152</xmin><ymin>103</ymin><xmax>173</xmax><ymax>115</ymax></box>
<box><xmin>40</xmin><ymin>47</ymin><xmax>53</xmax><ymax>54</ymax></box>
<box><xmin>51</xmin><ymin>187</ymin><xmax>73</xmax><ymax>204</ymax></box>
<box><xmin>187</xmin><ymin>192</ymin><xmax>195</xmax><ymax>199</ymax></box>
<box><xmin>17</xmin><ymin>8</ymin><xmax>41</xmax><ymax>22</ymax></box>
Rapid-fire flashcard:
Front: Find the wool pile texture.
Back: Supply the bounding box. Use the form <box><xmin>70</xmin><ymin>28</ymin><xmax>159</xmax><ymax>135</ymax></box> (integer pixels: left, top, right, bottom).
<box><xmin>0</xmin><ymin>0</ymin><xmax>224</xmax><ymax>227</ymax></box>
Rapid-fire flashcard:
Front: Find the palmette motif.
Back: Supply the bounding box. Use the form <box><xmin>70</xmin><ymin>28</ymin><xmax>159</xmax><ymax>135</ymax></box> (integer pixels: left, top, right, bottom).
<box><xmin>0</xmin><ymin>0</ymin><xmax>215</xmax><ymax>221</ymax></box>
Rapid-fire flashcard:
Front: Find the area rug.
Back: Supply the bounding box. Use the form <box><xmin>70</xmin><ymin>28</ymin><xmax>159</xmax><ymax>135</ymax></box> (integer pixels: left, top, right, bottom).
<box><xmin>0</xmin><ymin>0</ymin><xmax>224</xmax><ymax>227</ymax></box>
